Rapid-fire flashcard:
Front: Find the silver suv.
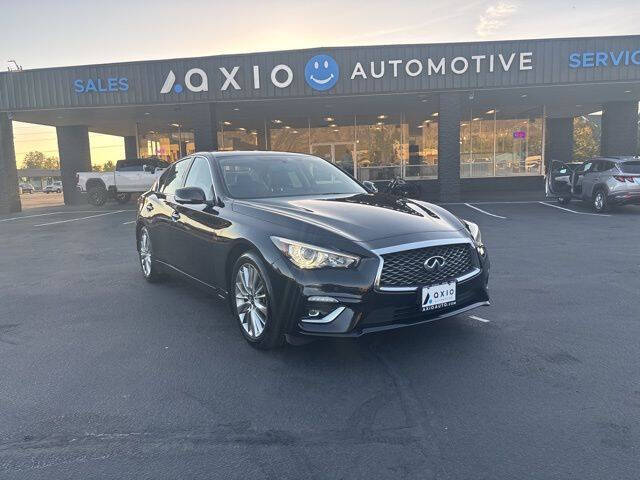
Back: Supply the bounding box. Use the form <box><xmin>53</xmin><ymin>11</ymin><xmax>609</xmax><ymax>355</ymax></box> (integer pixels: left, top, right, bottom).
<box><xmin>546</xmin><ymin>157</ymin><xmax>640</xmax><ymax>212</ymax></box>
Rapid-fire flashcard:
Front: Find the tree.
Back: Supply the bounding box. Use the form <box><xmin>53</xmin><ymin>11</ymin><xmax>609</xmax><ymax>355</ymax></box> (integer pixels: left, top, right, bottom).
<box><xmin>43</xmin><ymin>156</ymin><xmax>60</xmax><ymax>170</ymax></box>
<box><xmin>92</xmin><ymin>164</ymin><xmax>103</xmax><ymax>172</ymax></box>
<box><xmin>102</xmin><ymin>161</ymin><xmax>115</xmax><ymax>172</ymax></box>
<box><xmin>573</xmin><ymin>117</ymin><xmax>600</xmax><ymax>160</ymax></box>
<box><xmin>22</xmin><ymin>151</ymin><xmax>46</xmax><ymax>169</ymax></box>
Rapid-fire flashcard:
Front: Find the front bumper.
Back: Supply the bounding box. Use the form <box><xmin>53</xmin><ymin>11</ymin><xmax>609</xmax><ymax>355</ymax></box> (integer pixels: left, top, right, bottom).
<box><xmin>272</xmin><ymin>245</ymin><xmax>490</xmax><ymax>338</ymax></box>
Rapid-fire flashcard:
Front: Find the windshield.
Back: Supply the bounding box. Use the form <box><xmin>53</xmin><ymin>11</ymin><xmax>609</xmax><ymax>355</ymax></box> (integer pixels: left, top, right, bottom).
<box><xmin>218</xmin><ymin>154</ymin><xmax>366</xmax><ymax>199</ymax></box>
<box><xmin>619</xmin><ymin>161</ymin><xmax>640</xmax><ymax>174</ymax></box>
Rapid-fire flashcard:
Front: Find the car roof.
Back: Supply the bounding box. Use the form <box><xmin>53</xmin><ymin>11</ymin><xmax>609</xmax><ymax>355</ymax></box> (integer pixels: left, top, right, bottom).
<box><xmin>205</xmin><ymin>150</ymin><xmax>313</xmax><ymax>158</ymax></box>
<box><xmin>592</xmin><ymin>156</ymin><xmax>640</xmax><ymax>163</ymax></box>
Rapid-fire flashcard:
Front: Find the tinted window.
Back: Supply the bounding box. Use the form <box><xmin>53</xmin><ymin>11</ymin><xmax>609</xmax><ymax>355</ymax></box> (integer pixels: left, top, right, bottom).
<box><xmin>582</xmin><ymin>162</ymin><xmax>593</xmax><ymax>173</ymax></box>
<box><xmin>218</xmin><ymin>154</ymin><xmax>365</xmax><ymax>199</ymax></box>
<box><xmin>619</xmin><ymin>161</ymin><xmax>640</xmax><ymax>174</ymax></box>
<box><xmin>184</xmin><ymin>157</ymin><xmax>214</xmax><ymax>201</ymax></box>
<box><xmin>159</xmin><ymin>159</ymin><xmax>191</xmax><ymax>195</ymax></box>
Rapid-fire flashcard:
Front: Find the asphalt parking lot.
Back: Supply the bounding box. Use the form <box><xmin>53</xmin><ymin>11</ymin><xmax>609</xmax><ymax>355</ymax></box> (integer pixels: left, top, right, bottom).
<box><xmin>1</xmin><ymin>200</ymin><xmax>639</xmax><ymax>479</ymax></box>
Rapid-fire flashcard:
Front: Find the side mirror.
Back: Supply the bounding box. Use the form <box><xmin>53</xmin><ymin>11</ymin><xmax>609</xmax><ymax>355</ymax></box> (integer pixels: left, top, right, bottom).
<box><xmin>362</xmin><ymin>180</ymin><xmax>378</xmax><ymax>193</ymax></box>
<box><xmin>143</xmin><ymin>165</ymin><xmax>156</xmax><ymax>173</ymax></box>
<box><xmin>175</xmin><ymin>187</ymin><xmax>207</xmax><ymax>205</ymax></box>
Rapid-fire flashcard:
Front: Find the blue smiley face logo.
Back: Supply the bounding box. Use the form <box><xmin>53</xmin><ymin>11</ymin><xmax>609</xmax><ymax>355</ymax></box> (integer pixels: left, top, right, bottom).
<box><xmin>304</xmin><ymin>54</ymin><xmax>339</xmax><ymax>91</ymax></box>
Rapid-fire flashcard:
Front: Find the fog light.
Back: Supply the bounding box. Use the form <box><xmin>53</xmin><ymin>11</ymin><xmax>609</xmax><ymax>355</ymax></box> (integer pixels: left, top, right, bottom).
<box><xmin>308</xmin><ymin>309</ymin><xmax>321</xmax><ymax>318</ymax></box>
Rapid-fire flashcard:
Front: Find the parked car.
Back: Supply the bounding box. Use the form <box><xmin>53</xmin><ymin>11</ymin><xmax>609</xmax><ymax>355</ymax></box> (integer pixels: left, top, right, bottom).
<box><xmin>77</xmin><ymin>158</ymin><xmax>169</xmax><ymax>206</ymax></box>
<box><xmin>43</xmin><ymin>181</ymin><xmax>63</xmax><ymax>193</ymax></box>
<box><xmin>19</xmin><ymin>183</ymin><xmax>34</xmax><ymax>194</ymax></box>
<box><xmin>546</xmin><ymin>157</ymin><xmax>640</xmax><ymax>212</ymax></box>
<box><xmin>135</xmin><ymin>152</ymin><xmax>490</xmax><ymax>349</ymax></box>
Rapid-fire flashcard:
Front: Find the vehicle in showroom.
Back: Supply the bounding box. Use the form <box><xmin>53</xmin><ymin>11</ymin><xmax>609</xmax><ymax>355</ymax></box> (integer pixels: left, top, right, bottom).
<box><xmin>546</xmin><ymin>157</ymin><xmax>640</xmax><ymax>212</ymax></box>
<box><xmin>19</xmin><ymin>182</ymin><xmax>34</xmax><ymax>194</ymax></box>
<box><xmin>43</xmin><ymin>181</ymin><xmax>63</xmax><ymax>193</ymax></box>
<box><xmin>77</xmin><ymin>157</ymin><xmax>169</xmax><ymax>206</ymax></box>
<box><xmin>135</xmin><ymin>152</ymin><xmax>490</xmax><ymax>349</ymax></box>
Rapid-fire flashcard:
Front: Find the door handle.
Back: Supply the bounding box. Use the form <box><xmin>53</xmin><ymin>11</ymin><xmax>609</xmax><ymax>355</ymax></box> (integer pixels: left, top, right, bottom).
<box><xmin>146</xmin><ymin>203</ymin><xmax>154</xmax><ymax>212</ymax></box>
<box><xmin>171</xmin><ymin>211</ymin><xmax>181</xmax><ymax>222</ymax></box>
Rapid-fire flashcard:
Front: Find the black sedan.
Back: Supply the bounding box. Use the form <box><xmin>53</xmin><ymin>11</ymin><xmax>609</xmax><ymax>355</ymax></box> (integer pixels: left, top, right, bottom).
<box><xmin>136</xmin><ymin>152</ymin><xmax>490</xmax><ymax>349</ymax></box>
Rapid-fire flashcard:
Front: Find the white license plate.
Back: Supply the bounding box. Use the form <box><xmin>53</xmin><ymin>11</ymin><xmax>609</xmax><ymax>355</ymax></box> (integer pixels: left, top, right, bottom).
<box><xmin>421</xmin><ymin>281</ymin><xmax>457</xmax><ymax>312</ymax></box>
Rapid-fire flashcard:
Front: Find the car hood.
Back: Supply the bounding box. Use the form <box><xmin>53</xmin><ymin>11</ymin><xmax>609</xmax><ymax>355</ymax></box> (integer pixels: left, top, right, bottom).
<box><xmin>232</xmin><ymin>193</ymin><xmax>465</xmax><ymax>242</ymax></box>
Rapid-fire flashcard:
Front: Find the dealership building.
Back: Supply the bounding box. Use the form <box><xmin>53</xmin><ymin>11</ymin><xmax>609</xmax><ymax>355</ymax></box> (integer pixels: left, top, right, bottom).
<box><xmin>1</xmin><ymin>34</ymin><xmax>639</xmax><ymax>212</ymax></box>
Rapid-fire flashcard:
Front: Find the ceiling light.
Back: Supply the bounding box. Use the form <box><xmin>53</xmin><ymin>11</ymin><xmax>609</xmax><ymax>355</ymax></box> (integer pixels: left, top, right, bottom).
<box><xmin>377</xmin><ymin>114</ymin><xmax>387</xmax><ymax>119</ymax></box>
<box><xmin>250</xmin><ymin>130</ymin><xmax>258</xmax><ymax>135</ymax></box>
<box><xmin>333</xmin><ymin>129</ymin><xmax>340</xmax><ymax>132</ymax></box>
<box><xmin>376</xmin><ymin>122</ymin><xmax>383</xmax><ymax>125</ymax></box>
<box><xmin>272</xmin><ymin>119</ymin><xmax>282</xmax><ymax>124</ymax></box>
<box><xmin>423</xmin><ymin>119</ymin><xmax>431</xmax><ymax>124</ymax></box>
<box><xmin>237</xmin><ymin>127</ymin><xmax>246</xmax><ymax>131</ymax></box>
<box><xmin>144</xmin><ymin>112</ymin><xmax>151</xmax><ymax>115</ymax></box>
<box><xmin>284</xmin><ymin>125</ymin><xmax>291</xmax><ymax>129</ymax></box>
<box><xmin>223</xmin><ymin>121</ymin><xmax>232</xmax><ymax>125</ymax></box>
<box><xmin>233</xmin><ymin>107</ymin><xmax>240</xmax><ymax>111</ymax></box>
<box><xmin>421</xmin><ymin>99</ymin><xmax>429</xmax><ymax>103</ymax></box>
<box><xmin>324</xmin><ymin>117</ymin><xmax>334</xmax><ymax>122</ymax></box>
<box><xmin>170</xmin><ymin>123</ymin><xmax>180</xmax><ymax>127</ymax></box>
<box><xmin>417</xmin><ymin>125</ymin><xmax>424</xmax><ymax>129</ymax></box>
<box><xmin>461</xmin><ymin>123</ymin><xmax>468</xmax><ymax>126</ymax></box>
<box><xmin>431</xmin><ymin>112</ymin><xmax>439</xmax><ymax>117</ymax></box>
<box><xmin>329</xmin><ymin>123</ymin><xmax>337</xmax><ymax>127</ymax></box>
<box><xmin>473</xmin><ymin>117</ymin><xmax>480</xmax><ymax>121</ymax></box>
<box><xmin>292</xmin><ymin>130</ymin><xmax>299</xmax><ymax>134</ymax></box>
<box><xmin>486</xmin><ymin>109</ymin><xmax>496</xmax><ymax>114</ymax></box>
<box><xmin>624</xmin><ymin>90</ymin><xmax>632</xmax><ymax>93</ymax></box>
<box><xmin>520</xmin><ymin>94</ymin><xmax>527</xmax><ymax>98</ymax></box>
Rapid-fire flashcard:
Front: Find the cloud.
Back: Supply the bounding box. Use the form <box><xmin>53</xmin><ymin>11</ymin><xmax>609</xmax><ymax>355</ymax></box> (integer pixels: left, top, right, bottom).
<box><xmin>476</xmin><ymin>3</ymin><xmax>517</xmax><ymax>37</ymax></box>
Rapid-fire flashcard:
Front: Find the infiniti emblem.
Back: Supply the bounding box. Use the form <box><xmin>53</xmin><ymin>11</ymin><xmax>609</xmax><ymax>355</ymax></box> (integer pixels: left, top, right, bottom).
<box><xmin>424</xmin><ymin>255</ymin><xmax>446</xmax><ymax>271</ymax></box>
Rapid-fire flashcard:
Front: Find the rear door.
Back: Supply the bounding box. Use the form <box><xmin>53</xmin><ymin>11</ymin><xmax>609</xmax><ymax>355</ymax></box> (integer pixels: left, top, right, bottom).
<box><xmin>115</xmin><ymin>160</ymin><xmax>144</xmax><ymax>192</ymax></box>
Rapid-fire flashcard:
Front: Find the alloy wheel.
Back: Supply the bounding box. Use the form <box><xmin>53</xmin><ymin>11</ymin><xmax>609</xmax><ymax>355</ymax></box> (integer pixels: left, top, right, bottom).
<box><xmin>139</xmin><ymin>229</ymin><xmax>152</xmax><ymax>277</ymax></box>
<box><xmin>235</xmin><ymin>263</ymin><xmax>268</xmax><ymax>339</ymax></box>
<box><xmin>594</xmin><ymin>192</ymin><xmax>604</xmax><ymax>211</ymax></box>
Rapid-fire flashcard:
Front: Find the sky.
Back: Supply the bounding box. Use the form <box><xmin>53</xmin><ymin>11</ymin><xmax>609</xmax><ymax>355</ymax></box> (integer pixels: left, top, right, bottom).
<box><xmin>3</xmin><ymin>0</ymin><xmax>640</xmax><ymax>167</ymax></box>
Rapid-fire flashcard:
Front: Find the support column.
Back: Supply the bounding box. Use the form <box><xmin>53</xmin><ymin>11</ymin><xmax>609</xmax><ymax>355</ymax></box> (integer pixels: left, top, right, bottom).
<box><xmin>124</xmin><ymin>135</ymin><xmax>137</xmax><ymax>159</ymax></box>
<box><xmin>437</xmin><ymin>93</ymin><xmax>462</xmax><ymax>202</ymax></box>
<box><xmin>601</xmin><ymin>101</ymin><xmax>638</xmax><ymax>156</ymax></box>
<box><xmin>0</xmin><ymin>113</ymin><xmax>21</xmax><ymax>214</ymax></box>
<box><xmin>193</xmin><ymin>103</ymin><xmax>219</xmax><ymax>152</ymax></box>
<box><xmin>545</xmin><ymin>117</ymin><xmax>574</xmax><ymax>166</ymax></box>
<box><xmin>57</xmin><ymin>125</ymin><xmax>92</xmax><ymax>205</ymax></box>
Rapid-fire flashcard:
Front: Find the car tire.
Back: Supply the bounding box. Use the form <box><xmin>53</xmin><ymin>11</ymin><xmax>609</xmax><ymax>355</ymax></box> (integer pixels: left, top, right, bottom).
<box><xmin>558</xmin><ymin>196</ymin><xmax>571</xmax><ymax>205</ymax></box>
<box><xmin>87</xmin><ymin>184</ymin><xmax>108</xmax><ymax>206</ymax></box>
<box><xmin>592</xmin><ymin>189</ymin><xmax>610</xmax><ymax>213</ymax></box>
<box><xmin>115</xmin><ymin>192</ymin><xmax>132</xmax><ymax>204</ymax></box>
<box><xmin>138</xmin><ymin>226</ymin><xmax>163</xmax><ymax>283</ymax></box>
<box><xmin>231</xmin><ymin>251</ymin><xmax>286</xmax><ymax>350</ymax></box>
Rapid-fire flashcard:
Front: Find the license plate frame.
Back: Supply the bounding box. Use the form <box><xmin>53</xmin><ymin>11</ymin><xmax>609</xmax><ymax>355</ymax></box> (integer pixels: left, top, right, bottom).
<box><xmin>420</xmin><ymin>281</ymin><xmax>457</xmax><ymax>312</ymax></box>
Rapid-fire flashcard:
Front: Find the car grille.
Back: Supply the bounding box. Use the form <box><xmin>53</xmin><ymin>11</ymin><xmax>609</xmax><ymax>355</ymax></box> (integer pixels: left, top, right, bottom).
<box><xmin>378</xmin><ymin>243</ymin><xmax>476</xmax><ymax>288</ymax></box>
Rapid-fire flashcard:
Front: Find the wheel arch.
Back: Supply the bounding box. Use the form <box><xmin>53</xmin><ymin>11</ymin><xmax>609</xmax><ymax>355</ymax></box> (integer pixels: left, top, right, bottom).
<box><xmin>85</xmin><ymin>178</ymin><xmax>107</xmax><ymax>191</ymax></box>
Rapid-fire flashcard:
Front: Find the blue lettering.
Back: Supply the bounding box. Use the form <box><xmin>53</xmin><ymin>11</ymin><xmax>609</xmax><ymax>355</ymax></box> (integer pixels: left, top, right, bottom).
<box><xmin>96</xmin><ymin>78</ymin><xmax>107</xmax><ymax>92</ymax></box>
<box><xmin>568</xmin><ymin>53</ymin><xmax>581</xmax><ymax>68</ymax></box>
<box><xmin>631</xmin><ymin>50</ymin><xmax>640</xmax><ymax>65</ymax></box>
<box><xmin>85</xmin><ymin>79</ymin><xmax>97</xmax><ymax>92</ymax></box>
<box><xmin>107</xmin><ymin>77</ymin><xmax>118</xmax><ymax>91</ymax></box>
<box><xmin>118</xmin><ymin>77</ymin><xmax>129</xmax><ymax>91</ymax></box>
<box><xmin>625</xmin><ymin>51</ymin><xmax>630</xmax><ymax>65</ymax></box>
<box><xmin>610</xmin><ymin>50</ymin><xmax>624</xmax><ymax>66</ymax></box>
<box><xmin>595</xmin><ymin>51</ymin><xmax>608</xmax><ymax>66</ymax></box>
<box><xmin>73</xmin><ymin>79</ymin><xmax>85</xmax><ymax>93</ymax></box>
<box><xmin>582</xmin><ymin>52</ymin><xmax>594</xmax><ymax>67</ymax></box>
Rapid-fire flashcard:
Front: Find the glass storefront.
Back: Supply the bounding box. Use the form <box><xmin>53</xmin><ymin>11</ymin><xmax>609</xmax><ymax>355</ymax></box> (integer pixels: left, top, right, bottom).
<box><xmin>461</xmin><ymin>109</ymin><xmax>543</xmax><ymax>178</ymax></box>
<box><xmin>139</xmin><ymin>105</ymin><xmax>544</xmax><ymax>179</ymax></box>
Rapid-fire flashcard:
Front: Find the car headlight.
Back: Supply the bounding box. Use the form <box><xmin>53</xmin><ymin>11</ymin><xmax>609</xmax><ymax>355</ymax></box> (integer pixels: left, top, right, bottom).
<box><xmin>463</xmin><ymin>219</ymin><xmax>482</xmax><ymax>243</ymax></box>
<box><xmin>271</xmin><ymin>237</ymin><xmax>360</xmax><ymax>269</ymax></box>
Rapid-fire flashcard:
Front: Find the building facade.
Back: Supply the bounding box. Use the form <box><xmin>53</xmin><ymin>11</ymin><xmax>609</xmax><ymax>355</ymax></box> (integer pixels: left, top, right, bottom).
<box><xmin>1</xmin><ymin>35</ymin><xmax>639</xmax><ymax>212</ymax></box>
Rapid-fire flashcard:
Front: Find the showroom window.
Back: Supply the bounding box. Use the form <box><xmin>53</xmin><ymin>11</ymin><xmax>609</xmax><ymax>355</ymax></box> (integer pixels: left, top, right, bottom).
<box><xmin>461</xmin><ymin>108</ymin><xmax>544</xmax><ymax>178</ymax></box>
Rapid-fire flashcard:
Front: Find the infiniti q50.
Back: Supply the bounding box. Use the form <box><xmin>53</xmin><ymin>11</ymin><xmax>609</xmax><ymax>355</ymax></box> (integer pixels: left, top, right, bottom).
<box><xmin>136</xmin><ymin>152</ymin><xmax>490</xmax><ymax>349</ymax></box>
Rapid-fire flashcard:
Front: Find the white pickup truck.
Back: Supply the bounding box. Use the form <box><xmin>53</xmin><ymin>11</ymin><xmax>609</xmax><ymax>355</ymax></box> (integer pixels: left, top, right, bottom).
<box><xmin>77</xmin><ymin>158</ymin><xmax>169</xmax><ymax>206</ymax></box>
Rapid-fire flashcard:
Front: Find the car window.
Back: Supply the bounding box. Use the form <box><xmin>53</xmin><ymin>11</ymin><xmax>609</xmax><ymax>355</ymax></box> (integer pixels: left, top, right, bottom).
<box><xmin>159</xmin><ymin>159</ymin><xmax>191</xmax><ymax>195</ymax></box>
<box><xmin>184</xmin><ymin>157</ymin><xmax>214</xmax><ymax>201</ymax></box>
<box><xmin>618</xmin><ymin>161</ymin><xmax>640</xmax><ymax>174</ymax></box>
<box><xmin>218</xmin><ymin>154</ymin><xmax>365</xmax><ymax>199</ymax></box>
<box><xmin>582</xmin><ymin>162</ymin><xmax>593</xmax><ymax>173</ymax></box>
<box><xmin>117</xmin><ymin>160</ymin><xmax>144</xmax><ymax>172</ymax></box>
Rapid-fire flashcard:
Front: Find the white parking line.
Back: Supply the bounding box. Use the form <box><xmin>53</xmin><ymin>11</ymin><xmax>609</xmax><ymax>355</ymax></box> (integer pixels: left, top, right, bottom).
<box><xmin>34</xmin><ymin>210</ymin><xmax>129</xmax><ymax>227</ymax></box>
<box><xmin>122</xmin><ymin>220</ymin><xmax>136</xmax><ymax>225</ymax></box>
<box><xmin>538</xmin><ymin>201</ymin><xmax>610</xmax><ymax>217</ymax></box>
<box><xmin>464</xmin><ymin>203</ymin><xmax>507</xmax><ymax>219</ymax></box>
<box><xmin>469</xmin><ymin>315</ymin><xmax>490</xmax><ymax>323</ymax></box>
<box><xmin>0</xmin><ymin>210</ymin><xmax>130</xmax><ymax>223</ymax></box>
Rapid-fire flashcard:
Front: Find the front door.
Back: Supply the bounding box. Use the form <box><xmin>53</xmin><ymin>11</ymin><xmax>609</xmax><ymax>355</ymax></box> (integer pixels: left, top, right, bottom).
<box><xmin>311</xmin><ymin>142</ymin><xmax>356</xmax><ymax>177</ymax></box>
